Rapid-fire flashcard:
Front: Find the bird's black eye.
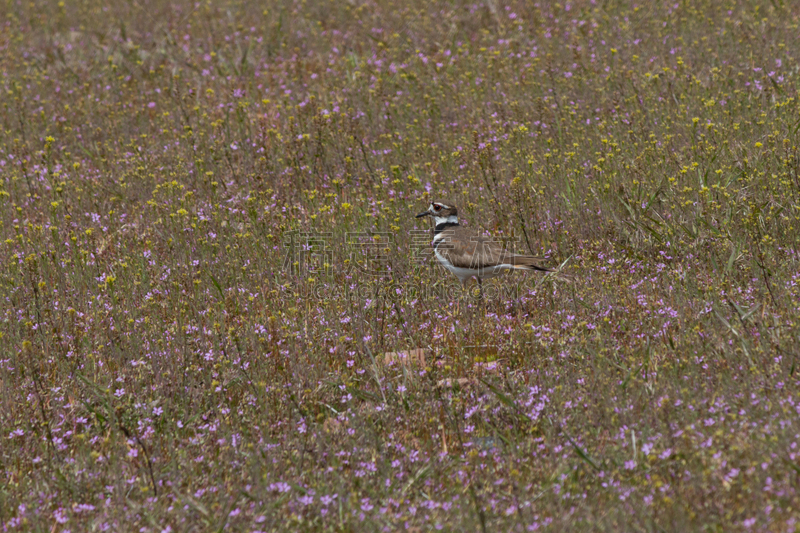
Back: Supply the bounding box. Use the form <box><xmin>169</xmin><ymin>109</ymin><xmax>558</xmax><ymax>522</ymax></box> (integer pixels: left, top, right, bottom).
<box><xmin>433</xmin><ymin>204</ymin><xmax>442</xmax><ymax>211</ymax></box>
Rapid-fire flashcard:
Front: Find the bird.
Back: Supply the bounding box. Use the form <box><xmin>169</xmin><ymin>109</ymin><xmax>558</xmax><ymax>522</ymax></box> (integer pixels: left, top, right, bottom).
<box><xmin>415</xmin><ymin>201</ymin><xmax>551</xmax><ymax>289</ymax></box>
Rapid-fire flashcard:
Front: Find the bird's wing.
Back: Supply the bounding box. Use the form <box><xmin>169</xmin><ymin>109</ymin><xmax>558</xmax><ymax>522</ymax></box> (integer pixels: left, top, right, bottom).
<box><xmin>437</xmin><ymin>229</ymin><xmax>507</xmax><ymax>269</ymax></box>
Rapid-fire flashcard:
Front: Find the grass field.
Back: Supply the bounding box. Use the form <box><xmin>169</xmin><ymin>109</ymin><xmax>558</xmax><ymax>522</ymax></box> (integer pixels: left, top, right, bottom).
<box><xmin>2</xmin><ymin>0</ymin><xmax>800</xmax><ymax>531</ymax></box>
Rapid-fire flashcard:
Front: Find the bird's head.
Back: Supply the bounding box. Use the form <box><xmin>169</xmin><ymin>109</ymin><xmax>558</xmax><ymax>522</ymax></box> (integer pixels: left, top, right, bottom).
<box><xmin>415</xmin><ymin>201</ymin><xmax>459</xmax><ymax>225</ymax></box>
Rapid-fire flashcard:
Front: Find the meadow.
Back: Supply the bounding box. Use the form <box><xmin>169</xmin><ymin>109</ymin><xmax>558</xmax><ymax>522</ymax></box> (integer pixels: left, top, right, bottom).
<box><xmin>1</xmin><ymin>0</ymin><xmax>800</xmax><ymax>530</ymax></box>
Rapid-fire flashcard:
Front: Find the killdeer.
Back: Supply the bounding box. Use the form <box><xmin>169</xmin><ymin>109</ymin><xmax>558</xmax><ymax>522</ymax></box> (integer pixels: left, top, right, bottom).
<box><xmin>416</xmin><ymin>201</ymin><xmax>551</xmax><ymax>288</ymax></box>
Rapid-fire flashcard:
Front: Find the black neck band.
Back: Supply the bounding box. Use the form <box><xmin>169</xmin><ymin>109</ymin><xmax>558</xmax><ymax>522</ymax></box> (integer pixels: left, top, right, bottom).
<box><xmin>434</xmin><ymin>222</ymin><xmax>460</xmax><ymax>235</ymax></box>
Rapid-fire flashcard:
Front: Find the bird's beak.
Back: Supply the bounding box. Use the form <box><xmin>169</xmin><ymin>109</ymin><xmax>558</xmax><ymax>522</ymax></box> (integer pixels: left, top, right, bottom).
<box><xmin>416</xmin><ymin>210</ymin><xmax>431</xmax><ymax>218</ymax></box>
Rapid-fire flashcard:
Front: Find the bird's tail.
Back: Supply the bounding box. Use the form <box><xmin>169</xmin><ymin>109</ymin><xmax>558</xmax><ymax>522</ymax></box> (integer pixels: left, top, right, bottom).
<box><xmin>510</xmin><ymin>255</ymin><xmax>553</xmax><ymax>272</ymax></box>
